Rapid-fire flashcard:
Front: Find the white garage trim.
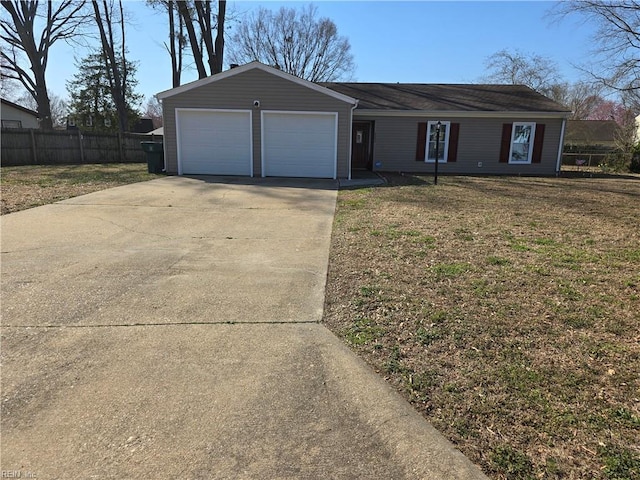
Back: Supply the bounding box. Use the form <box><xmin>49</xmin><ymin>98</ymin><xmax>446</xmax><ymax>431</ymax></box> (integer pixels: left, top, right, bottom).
<box><xmin>261</xmin><ymin>110</ymin><xmax>338</xmax><ymax>179</ymax></box>
<box><xmin>175</xmin><ymin>108</ymin><xmax>253</xmax><ymax>176</ymax></box>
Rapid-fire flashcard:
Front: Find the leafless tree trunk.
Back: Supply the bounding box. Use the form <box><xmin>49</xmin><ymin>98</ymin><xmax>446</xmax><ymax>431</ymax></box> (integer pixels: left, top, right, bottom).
<box><xmin>91</xmin><ymin>0</ymin><xmax>129</xmax><ymax>132</ymax></box>
<box><xmin>213</xmin><ymin>0</ymin><xmax>225</xmax><ymax>74</ymax></box>
<box><xmin>229</xmin><ymin>4</ymin><xmax>355</xmax><ymax>82</ymax></box>
<box><xmin>0</xmin><ymin>0</ymin><xmax>86</xmax><ymax>129</ymax></box>
<box><xmin>176</xmin><ymin>0</ymin><xmax>226</xmax><ymax>79</ymax></box>
<box><xmin>167</xmin><ymin>0</ymin><xmax>183</xmax><ymax>87</ymax></box>
<box><xmin>176</xmin><ymin>1</ymin><xmax>206</xmax><ymax>78</ymax></box>
<box><xmin>147</xmin><ymin>0</ymin><xmax>185</xmax><ymax>87</ymax></box>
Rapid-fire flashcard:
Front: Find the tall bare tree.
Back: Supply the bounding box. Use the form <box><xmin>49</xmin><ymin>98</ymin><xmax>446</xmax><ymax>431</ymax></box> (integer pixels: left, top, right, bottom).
<box><xmin>143</xmin><ymin>95</ymin><xmax>162</xmax><ymax>128</ymax></box>
<box><xmin>0</xmin><ymin>0</ymin><xmax>86</xmax><ymax>129</ymax></box>
<box><xmin>548</xmin><ymin>82</ymin><xmax>604</xmax><ymax>120</ymax></box>
<box><xmin>482</xmin><ymin>49</ymin><xmax>607</xmax><ymax>119</ymax></box>
<box><xmin>175</xmin><ymin>0</ymin><xmax>225</xmax><ymax>79</ymax></box>
<box><xmin>147</xmin><ymin>0</ymin><xmax>185</xmax><ymax>87</ymax></box>
<box><xmin>553</xmin><ymin>1</ymin><xmax>640</xmax><ymax>106</ymax></box>
<box><xmin>483</xmin><ymin>49</ymin><xmax>562</xmax><ymax>96</ymax></box>
<box><xmin>17</xmin><ymin>90</ymin><xmax>68</xmax><ymax>128</ymax></box>
<box><xmin>91</xmin><ymin>0</ymin><xmax>138</xmax><ymax>132</ymax></box>
<box><xmin>230</xmin><ymin>4</ymin><xmax>355</xmax><ymax>82</ymax></box>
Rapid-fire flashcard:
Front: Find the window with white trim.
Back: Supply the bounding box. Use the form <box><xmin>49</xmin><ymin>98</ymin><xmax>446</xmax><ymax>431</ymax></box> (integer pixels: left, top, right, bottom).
<box><xmin>425</xmin><ymin>121</ymin><xmax>450</xmax><ymax>163</ymax></box>
<box><xmin>509</xmin><ymin>122</ymin><xmax>536</xmax><ymax>164</ymax></box>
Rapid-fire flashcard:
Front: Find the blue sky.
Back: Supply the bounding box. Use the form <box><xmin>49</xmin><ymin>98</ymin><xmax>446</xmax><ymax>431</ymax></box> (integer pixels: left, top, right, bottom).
<box><xmin>44</xmin><ymin>1</ymin><xmax>597</xmax><ymax>105</ymax></box>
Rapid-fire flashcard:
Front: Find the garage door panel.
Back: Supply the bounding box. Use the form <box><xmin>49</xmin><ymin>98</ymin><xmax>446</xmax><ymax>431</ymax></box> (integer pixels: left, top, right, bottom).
<box><xmin>177</xmin><ymin>110</ymin><xmax>252</xmax><ymax>176</ymax></box>
<box><xmin>262</xmin><ymin>112</ymin><xmax>337</xmax><ymax>179</ymax></box>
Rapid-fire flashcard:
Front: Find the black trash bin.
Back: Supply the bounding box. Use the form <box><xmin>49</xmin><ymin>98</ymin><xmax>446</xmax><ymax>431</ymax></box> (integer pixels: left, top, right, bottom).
<box><xmin>141</xmin><ymin>141</ymin><xmax>164</xmax><ymax>174</ymax></box>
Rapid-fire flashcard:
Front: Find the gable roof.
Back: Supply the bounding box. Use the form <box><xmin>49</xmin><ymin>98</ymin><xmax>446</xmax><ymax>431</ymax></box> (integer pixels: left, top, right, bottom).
<box><xmin>1</xmin><ymin>98</ymin><xmax>38</xmax><ymax>117</ymax></box>
<box><xmin>321</xmin><ymin>83</ymin><xmax>570</xmax><ymax>115</ymax></box>
<box><xmin>156</xmin><ymin>61</ymin><xmax>357</xmax><ymax>105</ymax></box>
<box><xmin>564</xmin><ymin>120</ymin><xmax>619</xmax><ymax>145</ymax></box>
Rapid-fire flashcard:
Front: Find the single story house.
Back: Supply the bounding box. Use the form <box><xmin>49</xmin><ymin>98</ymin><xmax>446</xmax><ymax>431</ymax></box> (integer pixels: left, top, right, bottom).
<box><xmin>157</xmin><ymin>61</ymin><xmax>571</xmax><ymax>179</ymax></box>
<box><xmin>1</xmin><ymin>98</ymin><xmax>39</xmax><ymax>129</ymax></box>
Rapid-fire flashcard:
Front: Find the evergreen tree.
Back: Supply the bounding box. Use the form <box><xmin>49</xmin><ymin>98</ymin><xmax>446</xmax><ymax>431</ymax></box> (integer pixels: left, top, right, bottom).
<box><xmin>66</xmin><ymin>52</ymin><xmax>142</xmax><ymax>132</ymax></box>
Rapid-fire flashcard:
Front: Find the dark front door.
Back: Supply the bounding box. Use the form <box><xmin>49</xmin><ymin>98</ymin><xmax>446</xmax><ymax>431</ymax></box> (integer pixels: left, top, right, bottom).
<box><xmin>351</xmin><ymin>122</ymin><xmax>372</xmax><ymax>169</ymax></box>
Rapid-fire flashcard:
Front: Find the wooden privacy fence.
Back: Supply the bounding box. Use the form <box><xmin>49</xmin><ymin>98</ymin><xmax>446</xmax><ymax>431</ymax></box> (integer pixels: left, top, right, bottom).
<box><xmin>1</xmin><ymin>129</ymin><xmax>161</xmax><ymax>166</ymax></box>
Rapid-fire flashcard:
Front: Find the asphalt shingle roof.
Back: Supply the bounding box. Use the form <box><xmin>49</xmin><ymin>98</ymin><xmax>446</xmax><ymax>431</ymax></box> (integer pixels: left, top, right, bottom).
<box><xmin>320</xmin><ymin>83</ymin><xmax>570</xmax><ymax>113</ymax></box>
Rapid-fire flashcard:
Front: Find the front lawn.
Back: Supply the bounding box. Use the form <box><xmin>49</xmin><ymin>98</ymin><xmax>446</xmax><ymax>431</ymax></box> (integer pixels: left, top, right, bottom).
<box><xmin>324</xmin><ymin>174</ymin><xmax>640</xmax><ymax>479</ymax></box>
<box><xmin>0</xmin><ymin>163</ymin><xmax>159</xmax><ymax>214</ymax></box>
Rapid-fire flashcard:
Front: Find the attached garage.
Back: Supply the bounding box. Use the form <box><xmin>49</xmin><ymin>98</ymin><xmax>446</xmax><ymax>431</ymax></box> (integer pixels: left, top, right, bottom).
<box><xmin>262</xmin><ymin>111</ymin><xmax>337</xmax><ymax>178</ymax></box>
<box><xmin>158</xmin><ymin>61</ymin><xmax>356</xmax><ymax>179</ymax></box>
<box><xmin>176</xmin><ymin>109</ymin><xmax>252</xmax><ymax>176</ymax></box>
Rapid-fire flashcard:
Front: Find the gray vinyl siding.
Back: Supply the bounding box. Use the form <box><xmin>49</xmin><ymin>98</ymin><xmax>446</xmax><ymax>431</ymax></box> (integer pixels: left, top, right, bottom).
<box><xmin>359</xmin><ymin>115</ymin><xmax>565</xmax><ymax>175</ymax></box>
<box><xmin>162</xmin><ymin>68</ymin><xmax>354</xmax><ymax>177</ymax></box>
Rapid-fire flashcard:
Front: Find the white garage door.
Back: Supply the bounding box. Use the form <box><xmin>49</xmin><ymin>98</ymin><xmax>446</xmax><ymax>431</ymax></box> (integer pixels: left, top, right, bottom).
<box><xmin>176</xmin><ymin>109</ymin><xmax>252</xmax><ymax>176</ymax></box>
<box><xmin>262</xmin><ymin>112</ymin><xmax>337</xmax><ymax>178</ymax></box>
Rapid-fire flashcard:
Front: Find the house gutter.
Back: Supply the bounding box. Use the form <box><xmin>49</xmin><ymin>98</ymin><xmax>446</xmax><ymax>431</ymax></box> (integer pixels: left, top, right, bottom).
<box><xmin>347</xmin><ymin>100</ymin><xmax>359</xmax><ymax>181</ymax></box>
<box><xmin>160</xmin><ymin>98</ymin><xmax>167</xmax><ymax>173</ymax></box>
<box><xmin>353</xmin><ymin>110</ymin><xmax>570</xmax><ymax>119</ymax></box>
<box><xmin>555</xmin><ymin>118</ymin><xmax>567</xmax><ymax>175</ymax></box>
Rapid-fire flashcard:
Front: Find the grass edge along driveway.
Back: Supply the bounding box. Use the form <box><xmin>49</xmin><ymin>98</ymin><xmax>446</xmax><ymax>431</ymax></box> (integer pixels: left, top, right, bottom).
<box><xmin>323</xmin><ymin>173</ymin><xmax>640</xmax><ymax>480</ymax></box>
<box><xmin>1</xmin><ymin>163</ymin><xmax>160</xmax><ymax>215</ymax></box>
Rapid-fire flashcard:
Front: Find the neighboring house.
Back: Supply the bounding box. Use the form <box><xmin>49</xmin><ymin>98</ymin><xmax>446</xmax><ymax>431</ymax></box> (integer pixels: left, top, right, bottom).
<box><xmin>157</xmin><ymin>61</ymin><xmax>570</xmax><ymax>179</ymax></box>
<box><xmin>636</xmin><ymin>114</ymin><xmax>640</xmax><ymax>143</ymax></box>
<box><xmin>564</xmin><ymin>120</ymin><xmax>619</xmax><ymax>149</ymax></box>
<box><xmin>132</xmin><ymin>118</ymin><xmax>155</xmax><ymax>134</ymax></box>
<box><xmin>66</xmin><ymin>116</ymin><xmax>155</xmax><ymax>133</ymax></box>
<box><xmin>1</xmin><ymin>98</ymin><xmax>39</xmax><ymax>129</ymax></box>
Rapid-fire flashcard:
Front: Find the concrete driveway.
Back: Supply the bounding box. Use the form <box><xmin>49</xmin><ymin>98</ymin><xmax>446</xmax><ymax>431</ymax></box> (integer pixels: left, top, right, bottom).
<box><xmin>1</xmin><ymin>176</ymin><xmax>487</xmax><ymax>479</ymax></box>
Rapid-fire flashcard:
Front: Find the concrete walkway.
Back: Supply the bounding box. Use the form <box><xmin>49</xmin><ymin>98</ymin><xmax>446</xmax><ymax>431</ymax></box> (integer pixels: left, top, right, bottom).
<box><xmin>1</xmin><ymin>176</ymin><xmax>488</xmax><ymax>479</ymax></box>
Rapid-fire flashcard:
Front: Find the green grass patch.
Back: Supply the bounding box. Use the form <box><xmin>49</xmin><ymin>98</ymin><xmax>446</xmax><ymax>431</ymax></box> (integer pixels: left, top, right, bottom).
<box><xmin>430</xmin><ymin>262</ymin><xmax>471</xmax><ymax>279</ymax></box>
<box><xmin>491</xmin><ymin>444</ymin><xmax>534</xmax><ymax>478</ymax></box>
<box><xmin>487</xmin><ymin>256</ymin><xmax>512</xmax><ymax>266</ymax></box>
<box><xmin>384</xmin><ymin>345</ymin><xmax>408</xmax><ymax>374</ymax></box>
<box><xmin>599</xmin><ymin>445</ymin><xmax>640</xmax><ymax>480</ymax></box>
<box><xmin>342</xmin><ymin>317</ymin><xmax>385</xmax><ymax>346</ymax></box>
<box><xmin>416</xmin><ymin>326</ymin><xmax>442</xmax><ymax>346</ymax></box>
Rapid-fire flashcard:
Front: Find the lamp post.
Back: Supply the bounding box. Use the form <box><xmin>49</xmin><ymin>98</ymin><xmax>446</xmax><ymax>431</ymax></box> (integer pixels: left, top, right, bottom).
<box><xmin>434</xmin><ymin>121</ymin><xmax>441</xmax><ymax>185</ymax></box>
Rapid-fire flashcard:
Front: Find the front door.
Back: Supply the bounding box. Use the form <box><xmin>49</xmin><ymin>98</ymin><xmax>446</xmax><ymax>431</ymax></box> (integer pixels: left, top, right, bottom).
<box><xmin>351</xmin><ymin>122</ymin><xmax>372</xmax><ymax>169</ymax></box>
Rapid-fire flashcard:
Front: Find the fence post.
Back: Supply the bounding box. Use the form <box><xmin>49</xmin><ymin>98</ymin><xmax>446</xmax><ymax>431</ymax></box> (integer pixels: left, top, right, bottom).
<box><xmin>117</xmin><ymin>132</ymin><xmax>125</xmax><ymax>162</ymax></box>
<box><xmin>29</xmin><ymin>129</ymin><xmax>38</xmax><ymax>164</ymax></box>
<box><xmin>77</xmin><ymin>129</ymin><xmax>85</xmax><ymax>163</ymax></box>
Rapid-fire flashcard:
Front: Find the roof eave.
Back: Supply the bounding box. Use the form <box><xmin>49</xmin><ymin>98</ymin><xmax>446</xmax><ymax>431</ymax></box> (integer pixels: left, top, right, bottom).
<box><xmin>352</xmin><ymin>109</ymin><xmax>572</xmax><ymax>119</ymax></box>
<box><xmin>1</xmin><ymin>98</ymin><xmax>39</xmax><ymax>117</ymax></box>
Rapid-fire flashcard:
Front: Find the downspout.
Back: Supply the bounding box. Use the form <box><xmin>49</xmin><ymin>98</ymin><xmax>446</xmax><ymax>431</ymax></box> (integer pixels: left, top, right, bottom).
<box><xmin>555</xmin><ymin>117</ymin><xmax>567</xmax><ymax>176</ymax></box>
<box><xmin>347</xmin><ymin>100</ymin><xmax>359</xmax><ymax>180</ymax></box>
<box><xmin>161</xmin><ymin>98</ymin><xmax>167</xmax><ymax>173</ymax></box>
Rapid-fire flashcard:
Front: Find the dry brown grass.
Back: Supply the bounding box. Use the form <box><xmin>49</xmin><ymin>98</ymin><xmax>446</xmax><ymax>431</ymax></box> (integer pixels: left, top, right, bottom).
<box><xmin>0</xmin><ymin>164</ymin><xmax>158</xmax><ymax>214</ymax></box>
<box><xmin>324</xmin><ymin>174</ymin><xmax>640</xmax><ymax>479</ymax></box>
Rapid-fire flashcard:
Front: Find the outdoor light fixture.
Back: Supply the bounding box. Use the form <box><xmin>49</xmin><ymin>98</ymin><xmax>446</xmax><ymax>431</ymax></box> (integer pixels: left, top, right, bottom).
<box><xmin>434</xmin><ymin>121</ymin><xmax>441</xmax><ymax>185</ymax></box>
